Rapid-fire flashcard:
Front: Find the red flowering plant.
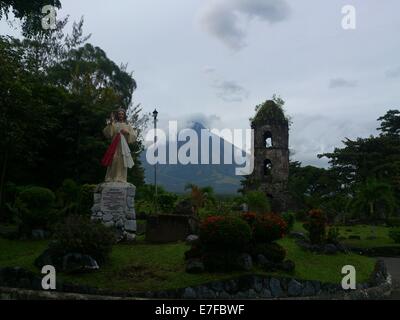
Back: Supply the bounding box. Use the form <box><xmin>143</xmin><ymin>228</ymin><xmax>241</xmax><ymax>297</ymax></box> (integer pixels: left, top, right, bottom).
<box><xmin>199</xmin><ymin>215</ymin><xmax>252</xmax><ymax>252</ymax></box>
<box><xmin>240</xmin><ymin>212</ymin><xmax>257</xmax><ymax>228</ymax></box>
<box><xmin>252</xmin><ymin>213</ymin><xmax>287</xmax><ymax>243</ymax></box>
<box><xmin>303</xmin><ymin>209</ymin><xmax>327</xmax><ymax>244</ymax></box>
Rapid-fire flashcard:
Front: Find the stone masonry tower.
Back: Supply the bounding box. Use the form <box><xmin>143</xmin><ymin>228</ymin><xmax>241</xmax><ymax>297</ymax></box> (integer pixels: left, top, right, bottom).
<box><xmin>248</xmin><ymin>100</ymin><xmax>290</xmax><ymax>212</ymax></box>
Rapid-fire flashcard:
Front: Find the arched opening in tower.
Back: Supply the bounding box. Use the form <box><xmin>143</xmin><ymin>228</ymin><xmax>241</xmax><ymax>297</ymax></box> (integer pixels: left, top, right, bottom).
<box><xmin>264</xmin><ymin>131</ymin><xmax>273</xmax><ymax>148</ymax></box>
<box><xmin>264</xmin><ymin>159</ymin><xmax>272</xmax><ymax>176</ymax></box>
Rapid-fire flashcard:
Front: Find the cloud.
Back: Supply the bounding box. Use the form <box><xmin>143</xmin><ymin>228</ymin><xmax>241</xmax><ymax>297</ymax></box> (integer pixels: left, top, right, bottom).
<box><xmin>289</xmin><ymin>113</ymin><xmax>378</xmax><ymax>168</ymax></box>
<box><xmin>203</xmin><ymin>66</ymin><xmax>216</xmax><ymax>74</ymax></box>
<box><xmin>329</xmin><ymin>78</ymin><xmax>358</xmax><ymax>89</ymax></box>
<box><xmin>386</xmin><ymin>66</ymin><xmax>400</xmax><ymax>78</ymax></box>
<box><xmin>212</xmin><ymin>80</ymin><xmax>249</xmax><ymax>102</ymax></box>
<box><xmin>198</xmin><ymin>0</ymin><xmax>291</xmax><ymax>51</ymax></box>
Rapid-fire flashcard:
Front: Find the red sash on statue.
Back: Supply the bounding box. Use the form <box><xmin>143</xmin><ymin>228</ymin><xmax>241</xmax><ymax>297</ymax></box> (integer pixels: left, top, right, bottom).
<box><xmin>101</xmin><ymin>133</ymin><xmax>121</xmax><ymax>167</ymax></box>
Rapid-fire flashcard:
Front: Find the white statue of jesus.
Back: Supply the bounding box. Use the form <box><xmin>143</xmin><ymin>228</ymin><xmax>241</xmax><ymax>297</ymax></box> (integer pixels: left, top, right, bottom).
<box><xmin>101</xmin><ymin>108</ymin><xmax>137</xmax><ymax>182</ymax></box>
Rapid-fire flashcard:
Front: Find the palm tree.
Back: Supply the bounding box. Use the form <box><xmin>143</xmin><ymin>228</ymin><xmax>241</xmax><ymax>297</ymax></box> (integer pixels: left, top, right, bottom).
<box><xmin>350</xmin><ymin>178</ymin><xmax>397</xmax><ymax>221</ymax></box>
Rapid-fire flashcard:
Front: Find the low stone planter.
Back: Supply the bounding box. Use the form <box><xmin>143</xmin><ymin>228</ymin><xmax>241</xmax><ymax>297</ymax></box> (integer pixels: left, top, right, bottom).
<box><xmin>145</xmin><ymin>214</ymin><xmax>199</xmax><ymax>243</ymax></box>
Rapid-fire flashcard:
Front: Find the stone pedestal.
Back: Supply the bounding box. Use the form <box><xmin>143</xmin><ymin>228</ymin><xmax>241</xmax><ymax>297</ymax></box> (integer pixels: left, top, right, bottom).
<box><xmin>91</xmin><ymin>182</ymin><xmax>136</xmax><ymax>241</ymax></box>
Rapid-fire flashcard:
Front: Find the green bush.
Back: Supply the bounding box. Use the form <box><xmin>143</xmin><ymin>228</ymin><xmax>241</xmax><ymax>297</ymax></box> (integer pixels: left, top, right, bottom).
<box><xmin>77</xmin><ymin>184</ymin><xmax>96</xmax><ymax>215</ymax></box>
<box><xmin>253</xmin><ymin>213</ymin><xmax>287</xmax><ymax>243</ymax></box>
<box><xmin>244</xmin><ymin>191</ymin><xmax>271</xmax><ymax>214</ymax></box>
<box><xmin>389</xmin><ymin>228</ymin><xmax>400</xmax><ymax>244</ymax></box>
<box><xmin>327</xmin><ymin>226</ymin><xmax>340</xmax><ymax>243</ymax></box>
<box><xmin>387</xmin><ymin>217</ymin><xmax>400</xmax><ymax>227</ymax></box>
<box><xmin>202</xmin><ymin>250</ymin><xmax>241</xmax><ymax>272</ymax></box>
<box><xmin>57</xmin><ymin>179</ymin><xmax>80</xmax><ymax>215</ymax></box>
<box><xmin>158</xmin><ymin>193</ymin><xmax>178</xmax><ymax>213</ymax></box>
<box><xmin>303</xmin><ymin>209</ymin><xmax>327</xmax><ymax>244</ymax></box>
<box><xmin>199</xmin><ymin>215</ymin><xmax>252</xmax><ymax>251</ymax></box>
<box><xmin>252</xmin><ymin>243</ymin><xmax>286</xmax><ymax>263</ymax></box>
<box><xmin>15</xmin><ymin>186</ymin><xmax>57</xmax><ymax>233</ymax></box>
<box><xmin>281</xmin><ymin>212</ymin><xmax>295</xmax><ymax>232</ymax></box>
<box><xmin>50</xmin><ymin>216</ymin><xmax>116</xmax><ymax>264</ymax></box>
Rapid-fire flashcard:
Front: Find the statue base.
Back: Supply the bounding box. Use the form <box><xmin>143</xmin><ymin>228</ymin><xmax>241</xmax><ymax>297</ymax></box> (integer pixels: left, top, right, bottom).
<box><xmin>91</xmin><ymin>182</ymin><xmax>136</xmax><ymax>242</ymax></box>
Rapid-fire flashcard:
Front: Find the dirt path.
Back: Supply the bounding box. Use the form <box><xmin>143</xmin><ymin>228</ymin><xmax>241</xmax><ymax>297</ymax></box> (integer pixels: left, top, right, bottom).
<box><xmin>379</xmin><ymin>257</ymin><xmax>400</xmax><ymax>300</ymax></box>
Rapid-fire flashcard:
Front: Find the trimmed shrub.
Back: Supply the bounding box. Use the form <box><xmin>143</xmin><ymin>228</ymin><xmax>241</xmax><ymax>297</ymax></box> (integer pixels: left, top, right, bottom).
<box><xmin>389</xmin><ymin>228</ymin><xmax>400</xmax><ymax>244</ymax></box>
<box><xmin>303</xmin><ymin>209</ymin><xmax>327</xmax><ymax>244</ymax></box>
<box><xmin>15</xmin><ymin>186</ymin><xmax>57</xmax><ymax>233</ymax></box>
<box><xmin>252</xmin><ymin>243</ymin><xmax>286</xmax><ymax>263</ymax></box>
<box><xmin>202</xmin><ymin>250</ymin><xmax>241</xmax><ymax>272</ymax></box>
<box><xmin>281</xmin><ymin>211</ymin><xmax>295</xmax><ymax>232</ymax></box>
<box><xmin>253</xmin><ymin>213</ymin><xmax>287</xmax><ymax>243</ymax></box>
<box><xmin>240</xmin><ymin>212</ymin><xmax>257</xmax><ymax>227</ymax></box>
<box><xmin>50</xmin><ymin>216</ymin><xmax>116</xmax><ymax>264</ymax></box>
<box><xmin>199</xmin><ymin>215</ymin><xmax>252</xmax><ymax>251</ymax></box>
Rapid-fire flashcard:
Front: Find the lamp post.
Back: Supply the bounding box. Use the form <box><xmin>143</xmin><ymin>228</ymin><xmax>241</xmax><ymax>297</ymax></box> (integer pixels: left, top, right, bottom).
<box><xmin>152</xmin><ymin>109</ymin><xmax>158</xmax><ymax>213</ymax></box>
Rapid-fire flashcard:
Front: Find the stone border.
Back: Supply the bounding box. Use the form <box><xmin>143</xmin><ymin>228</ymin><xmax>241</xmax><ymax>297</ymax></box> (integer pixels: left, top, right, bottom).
<box><xmin>0</xmin><ymin>260</ymin><xmax>392</xmax><ymax>300</ymax></box>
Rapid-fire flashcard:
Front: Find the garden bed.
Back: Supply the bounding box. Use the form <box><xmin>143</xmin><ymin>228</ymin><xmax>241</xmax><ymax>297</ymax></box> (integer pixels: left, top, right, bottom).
<box><xmin>0</xmin><ymin>236</ymin><xmax>376</xmax><ymax>294</ymax></box>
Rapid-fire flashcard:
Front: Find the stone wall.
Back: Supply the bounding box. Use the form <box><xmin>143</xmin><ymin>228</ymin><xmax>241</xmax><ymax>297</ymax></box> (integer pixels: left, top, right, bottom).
<box><xmin>0</xmin><ymin>260</ymin><xmax>391</xmax><ymax>300</ymax></box>
<box><xmin>91</xmin><ymin>182</ymin><xmax>136</xmax><ymax>241</ymax></box>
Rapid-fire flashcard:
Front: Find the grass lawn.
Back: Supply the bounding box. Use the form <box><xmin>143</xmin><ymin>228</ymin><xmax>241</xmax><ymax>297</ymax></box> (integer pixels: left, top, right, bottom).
<box><xmin>293</xmin><ymin>222</ymin><xmax>400</xmax><ymax>249</ymax></box>
<box><xmin>0</xmin><ymin>235</ymin><xmax>376</xmax><ymax>292</ymax></box>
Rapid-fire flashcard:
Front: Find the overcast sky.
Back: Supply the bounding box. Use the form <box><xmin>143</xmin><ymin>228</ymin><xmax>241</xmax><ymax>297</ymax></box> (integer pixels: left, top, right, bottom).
<box><xmin>2</xmin><ymin>0</ymin><xmax>400</xmax><ymax>167</ymax></box>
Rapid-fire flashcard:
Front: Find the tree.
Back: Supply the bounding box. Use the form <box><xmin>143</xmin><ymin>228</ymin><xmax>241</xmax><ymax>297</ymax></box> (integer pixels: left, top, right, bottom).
<box><xmin>0</xmin><ymin>0</ymin><xmax>62</xmax><ymax>36</ymax></box>
<box><xmin>378</xmin><ymin>109</ymin><xmax>400</xmax><ymax>137</ymax></box>
<box><xmin>350</xmin><ymin>178</ymin><xmax>396</xmax><ymax>221</ymax></box>
<box><xmin>319</xmin><ymin>110</ymin><xmax>400</xmax><ymax>215</ymax></box>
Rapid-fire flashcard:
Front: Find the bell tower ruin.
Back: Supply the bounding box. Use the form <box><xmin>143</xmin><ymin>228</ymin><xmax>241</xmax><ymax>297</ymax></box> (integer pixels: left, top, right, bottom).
<box><xmin>245</xmin><ymin>100</ymin><xmax>290</xmax><ymax>212</ymax></box>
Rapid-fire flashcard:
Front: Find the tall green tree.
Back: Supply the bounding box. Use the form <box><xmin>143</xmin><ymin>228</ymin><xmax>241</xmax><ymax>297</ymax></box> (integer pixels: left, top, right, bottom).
<box><xmin>350</xmin><ymin>178</ymin><xmax>396</xmax><ymax>220</ymax></box>
<box><xmin>0</xmin><ymin>0</ymin><xmax>62</xmax><ymax>36</ymax></box>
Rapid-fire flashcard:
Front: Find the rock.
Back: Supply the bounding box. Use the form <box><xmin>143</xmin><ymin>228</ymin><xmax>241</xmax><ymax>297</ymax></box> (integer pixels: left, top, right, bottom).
<box><xmin>269</xmin><ymin>278</ymin><xmax>284</xmax><ymax>298</ymax></box>
<box><xmin>237</xmin><ymin>254</ymin><xmax>253</xmax><ymax>271</ymax></box>
<box><xmin>324</xmin><ymin>244</ymin><xmax>338</xmax><ymax>255</ymax></box>
<box><xmin>224</xmin><ymin>280</ymin><xmax>238</xmax><ymax>294</ymax></box>
<box><xmin>218</xmin><ymin>291</ymin><xmax>231</xmax><ymax>299</ymax></box>
<box><xmin>115</xmin><ymin>219</ymin><xmax>124</xmax><ymax>228</ymax></box>
<box><xmin>289</xmin><ymin>231</ymin><xmax>307</xmax><ymax>241</ymax></box>
<box><xmin>186</xmin><ymin>259</ymin><xmax>204</xmax><ymax>274</ymax></box>
<box><xmin>311</xmin><ymin>281</ymin><xmax>321</xmax><ymax>294</ymax></box>
<box><xmin>252</xmin><ymin>276</ymin><xmax>263</xmax><ymax>293</ymax></box>
<box><xmin>281</xmin><ymin>260</ymin><xmax>296</xmax><ymax>273</ymax></box>
<box><xmin>185</xmin><ymin>234</ymin><xmax>199</xmax><ymax>245</ymax></box>
<box><xmin>62</xmin><ymin>253</ymin><xmax>99</xmax><ymax>273</ymax></box>
<box><xmin>288</xmin><ymin>279</ymin><xmax>303</xmax><ymax>297</ymax></box>
<box><xmin>196</xmin><ymin>286</ymin><xmax>216</xmax><ymax>299</ymax></box>
<box><xmin>124</xmin><ymin>232</ymin><xmax>136</xmax><ymax>242</ymax></box>
<box><xmin>259</xmin><ymin>288</ymin><xmax>272</xmax><ymax>298</ymax></box>
<box><xmin>370</xmin><ymin>260</ymin><xmax>388</xmax><ymax>285</ymax></box>
<box><xmin>182</xmin><ymin>287</ymin><xmax>197</xmax><ymax>299</ymax></box>
<box><xmin>302</xmin><ymin>281</ymin><xmax>316</xmax><ymax>296</ymax></box>
<box><xmin>34</xmin><ymin>248</ymin><xmax>59</xmax><ymax>269</ymax></box>
<box><xmin>91</xmin><ymin>203</ymin><xmax>101</xmax><ymax>214</ymax></box>
<box><xmin>210</xmin><ymin>281</ymin><xmax>224</xmax><ymax>292</ymax></box>
<box><xmin>102</xmin><ymin>213</ymin><xmax>113</xmax><ymax>222</ymax></box>
<box><xmin>124</xmin><ymin>220</ymin><xmax>137</xmax><ymax>232</ymax></box>
<box><xmin>247</xmin><ymin>289</ymin><xmax>257</xmax><ymax>299</ymax></box>
<box><xmin>31</xmin><ymin>229</ymin><xmax>46</xmax><ymax>240</ymax></box>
